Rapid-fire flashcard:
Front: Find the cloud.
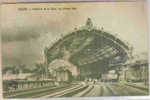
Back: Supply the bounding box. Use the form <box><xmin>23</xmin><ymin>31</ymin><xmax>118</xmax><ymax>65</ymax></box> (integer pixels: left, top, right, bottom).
<box><xmin>2</xmin><ymin>40</ymin><xmax>43</xmax><ymax>66</ymax></box>
<box><xmin>2</xmin><ymin>27</ymin><xmax>41</xmax><ymax>43</ymax></box>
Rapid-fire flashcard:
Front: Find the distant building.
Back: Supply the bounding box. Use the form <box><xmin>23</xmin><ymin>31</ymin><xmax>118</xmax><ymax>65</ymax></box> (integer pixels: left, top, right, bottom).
<box><xmin>3</xmin><ymin>70</ymin><xmax>17</xmax><ymax>80</ymax></box>
<box><xmin>55</xmin><ymin>67</ymin><xmax>72</xmax><ymax>82</ymax></box>
<box><xmin>3</xmin><ymin>70</ymin><xmax>32</xmax><ymax>80</ymax></box>
<box><xmin>48</xmin><ymin>59</ymin><xmax>79</xmax><ymax>79</ymax></box>
<box><xmin>101</xmin><ymin>70</ymin><xmax>118</xmax><ymax>81</ymax></box>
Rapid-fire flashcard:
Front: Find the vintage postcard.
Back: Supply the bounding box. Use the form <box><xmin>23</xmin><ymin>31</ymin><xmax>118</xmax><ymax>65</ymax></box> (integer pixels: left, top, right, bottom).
<box><xmin>1</xmin><ymin>1</ymin><xmax>149</xmax><ymax>99</ymax></box>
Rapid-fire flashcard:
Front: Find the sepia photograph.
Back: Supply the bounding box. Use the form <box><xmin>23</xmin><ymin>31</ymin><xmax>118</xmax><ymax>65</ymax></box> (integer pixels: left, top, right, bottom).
<box><xmin>1</xmin><ymin>1</ymin><xmax>149</xmax><ymax>98</ymax></box>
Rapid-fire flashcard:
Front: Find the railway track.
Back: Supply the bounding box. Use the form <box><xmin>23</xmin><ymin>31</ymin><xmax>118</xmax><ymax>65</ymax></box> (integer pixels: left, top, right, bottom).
<box><xmin>40</xmin><ymin>84</ymin><xmax>88</xmax><ymax>98</ymax></box>
<box><xmin>4</xmin><ymin>82</ymin><xmax>149</xmax><ymax>98</ymax></box>
<box><xmin>4</xmin><ymin>83</ymin><xmax>89</xmax><ymax>98</ymax></box>
<box><xmin>125</xmin><ymin>83</ymin><xmax>149</xmax><ymax>92</ymax></box>
<box><xmin>73</xmin><ymin>85</ymin><xmax>94</xmax><ymax>97</ymax></box>
<box><xmin>5</xmin><ymin>84</ymin><xmax>74</xmax><ymax>98</ymax></box>
<box><xmin>4</xmin><ymin>86</ymin><xmax>57</xmax><ymax>98</ymax></box>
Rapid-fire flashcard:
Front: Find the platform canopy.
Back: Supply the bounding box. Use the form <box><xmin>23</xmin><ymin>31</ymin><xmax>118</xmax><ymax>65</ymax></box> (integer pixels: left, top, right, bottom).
<box><xmin>45</xmin><ymin>18</ymin><xmax>130</xmax><ymax>78</ymax></box>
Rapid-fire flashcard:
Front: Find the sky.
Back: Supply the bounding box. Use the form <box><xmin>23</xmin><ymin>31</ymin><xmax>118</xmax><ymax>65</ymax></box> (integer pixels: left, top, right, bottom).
<box><xmin>1</xmin><ymin>2</ymin><xmax>148</xmax><ymax>67</ymax></box>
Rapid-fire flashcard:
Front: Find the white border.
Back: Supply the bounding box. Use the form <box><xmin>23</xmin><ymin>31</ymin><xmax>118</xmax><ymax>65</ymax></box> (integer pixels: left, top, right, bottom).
<box><xmin>0</xmin><ymin>0</ymin><xmax>150</xmax><ymax>100</ymax></box>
